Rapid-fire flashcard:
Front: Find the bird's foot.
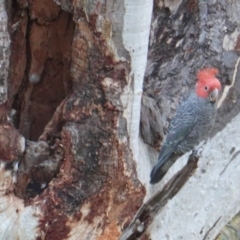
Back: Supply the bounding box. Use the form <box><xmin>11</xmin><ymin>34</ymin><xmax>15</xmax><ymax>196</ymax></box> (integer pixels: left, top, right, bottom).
<box><xmin>193</xmin><ymin>147</ymin><xmax>203</xmax><ymax>158</ymax></box>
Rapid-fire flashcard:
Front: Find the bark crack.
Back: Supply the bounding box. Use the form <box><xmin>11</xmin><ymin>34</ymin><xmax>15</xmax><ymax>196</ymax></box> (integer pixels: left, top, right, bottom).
<box><xmin>220</xmin><ymin>150</ymin><xmax>240</xmax><ymax>176</ymax></box>
<box><xmin>203</xmin><ymin>216</ymin><xmax>222</xmax><ymax>240</ymax></box>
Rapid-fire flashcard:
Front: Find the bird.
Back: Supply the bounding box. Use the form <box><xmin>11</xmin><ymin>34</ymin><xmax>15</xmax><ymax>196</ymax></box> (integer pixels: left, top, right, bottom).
<box><xmin>150</xmin><ymin>68</ymin><xmax>221</xmax><ymax>184</ymax></box>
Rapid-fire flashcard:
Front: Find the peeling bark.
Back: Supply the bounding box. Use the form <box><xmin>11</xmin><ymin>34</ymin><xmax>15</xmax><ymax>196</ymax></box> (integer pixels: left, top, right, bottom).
<box><xmin>0</xmin><ymin>0</ymin><xmax>150</xmax><ymax>239</ymax></box>
<box><xmin>0</xmin><ymin>0</ymin><xmax>239</xmax><ymax>239</ymax></box>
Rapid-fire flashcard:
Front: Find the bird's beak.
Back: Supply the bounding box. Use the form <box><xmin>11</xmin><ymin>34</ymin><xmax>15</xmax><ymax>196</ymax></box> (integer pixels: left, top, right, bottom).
<box><xmin>209</xmin><ymin>88</ymin><xmax>219</xmax><ymax>102</ymax></box>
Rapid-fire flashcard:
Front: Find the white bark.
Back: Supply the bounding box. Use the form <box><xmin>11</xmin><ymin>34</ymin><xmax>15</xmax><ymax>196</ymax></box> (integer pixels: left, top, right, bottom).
<box><xmin>122</xmin><ymin>0</ymin><xmax>153</xmax><ymax>162</ymax></box>
<box><xmin>0</xmin><ymin>166</ymin><xmax>39</xmax><ymax>240</ymax></box>
<box><xmin>147</xmin><ymin>112</ymin><xmax>240</xmax><ymax>240</ymax></box>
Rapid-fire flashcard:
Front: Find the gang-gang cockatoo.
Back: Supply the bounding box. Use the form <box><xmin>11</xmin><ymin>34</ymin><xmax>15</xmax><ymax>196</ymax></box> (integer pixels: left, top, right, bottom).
<box><xmin>150</xmin><ymin>68</ymin><xmax>221</xmax><ymax>184</ymax></box>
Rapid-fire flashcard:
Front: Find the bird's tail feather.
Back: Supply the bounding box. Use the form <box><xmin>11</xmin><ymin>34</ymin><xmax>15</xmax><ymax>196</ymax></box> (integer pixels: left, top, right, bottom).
<box><xmin>150</xmin><ymin>154</ymin><xmax>178</xmax><ymax>184</ymax></box>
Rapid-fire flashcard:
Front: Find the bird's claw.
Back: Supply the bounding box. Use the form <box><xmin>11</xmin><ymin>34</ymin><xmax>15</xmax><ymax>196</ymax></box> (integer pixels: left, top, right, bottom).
<box><xmin>193</xmin><ymin>147</ymin><xmax>203</xmax><ymax>158</ymax></box>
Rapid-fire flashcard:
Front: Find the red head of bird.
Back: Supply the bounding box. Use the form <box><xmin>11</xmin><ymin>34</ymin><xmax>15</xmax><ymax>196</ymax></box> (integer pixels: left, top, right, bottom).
<box><xmin>195</xmin><ymin>68</ymin><xmax>221</xmax><ymax>102</ymax></box>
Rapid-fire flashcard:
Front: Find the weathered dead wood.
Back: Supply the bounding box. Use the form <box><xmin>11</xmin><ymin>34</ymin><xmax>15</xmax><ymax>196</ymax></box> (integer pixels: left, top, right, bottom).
<box><xmin>0</xmin><ymin>0</ymin><xmax>150</xmax><ymax>239</ymax></box>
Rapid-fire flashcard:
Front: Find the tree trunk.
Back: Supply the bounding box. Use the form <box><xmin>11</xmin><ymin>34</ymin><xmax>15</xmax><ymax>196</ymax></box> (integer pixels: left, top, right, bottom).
<box><xmin>0</xmin><ymin>0</ymin><xmax>239</xmax><ymax>239</ymax></box>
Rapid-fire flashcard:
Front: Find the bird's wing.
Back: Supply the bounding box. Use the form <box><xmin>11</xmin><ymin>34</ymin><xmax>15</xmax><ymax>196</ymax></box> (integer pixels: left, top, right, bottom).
<box><xmin>150</xmin><ymin>103</ymin><xmax>197</xmax><ymax>184</ymax></box>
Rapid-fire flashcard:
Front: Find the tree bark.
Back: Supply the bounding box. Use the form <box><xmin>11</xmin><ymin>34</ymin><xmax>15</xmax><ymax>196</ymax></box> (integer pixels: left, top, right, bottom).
<box><xmin>0</xmin><ymin>0</ymin><xmax>239</xmax><ymax>240</ymax></box>
<box><xmin>136</xmin><ymin>0</ymin><xmax>240</xmax><ymax>239</ymax></box>
<box><xmin>0</xmin><ymin>0</ymin><xmax>151</xmax><ymax>239</ymax></box>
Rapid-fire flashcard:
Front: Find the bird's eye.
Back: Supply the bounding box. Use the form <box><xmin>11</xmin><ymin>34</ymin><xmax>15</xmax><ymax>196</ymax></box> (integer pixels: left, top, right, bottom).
<box><xmin>204</xmin><ymin>86</ymin><xmax>208</xmax><ymax>91</ymax></box>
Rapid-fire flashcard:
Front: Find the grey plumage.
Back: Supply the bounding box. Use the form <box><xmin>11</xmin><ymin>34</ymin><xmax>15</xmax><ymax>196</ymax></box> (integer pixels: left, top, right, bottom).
<box><xmin>150</xmin><ymin>92</ymin><xmax>217</xmax><ymax>184</ymax></box>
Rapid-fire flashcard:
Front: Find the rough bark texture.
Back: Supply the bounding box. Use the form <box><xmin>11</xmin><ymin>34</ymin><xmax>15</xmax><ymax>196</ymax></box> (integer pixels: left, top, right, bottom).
<box><xmin>141</xmin><ymin>0</ymin><xmax>240</xmax><ymax>149</ymax></box>
<box><xmin>0</xmin><ymin>0</ymin><xmax>151</xmax><ymax>239</ymax></box>
<box><xmin>135</xmin><ymin>0</ymin><xmax>240</xmax><ymax>239</ymax></box>
<box><xmin>0</xmin><ymin>0</ymin><xmax>9</xmax><ymax>106</ymax></box>
<box><xmin>0</xmin><ymin>0</ymin><xmax>240</xmax><ymax>239</ymax></box>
